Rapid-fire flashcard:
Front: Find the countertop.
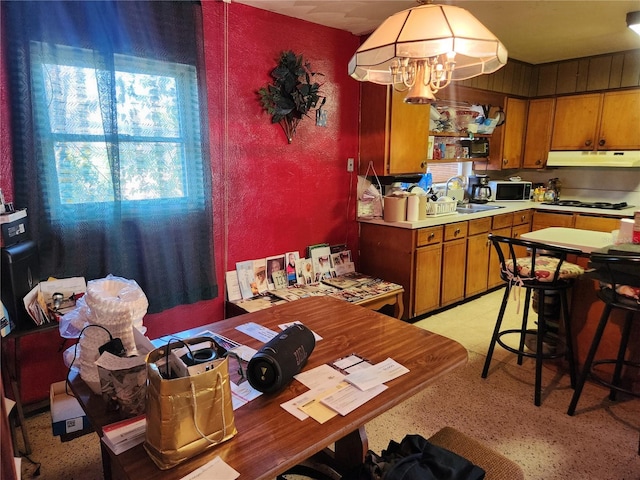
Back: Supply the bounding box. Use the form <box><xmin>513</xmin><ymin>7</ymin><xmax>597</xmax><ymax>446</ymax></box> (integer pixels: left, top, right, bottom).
<box><xmin>358</xmin><ymin>200</ymin><xmax>637</xmax><ymax>230</ymax></box>
<box><xmin>520</xmin><ymin>227</ymin><xmax>614</xmax><ymax>254</ymax></box>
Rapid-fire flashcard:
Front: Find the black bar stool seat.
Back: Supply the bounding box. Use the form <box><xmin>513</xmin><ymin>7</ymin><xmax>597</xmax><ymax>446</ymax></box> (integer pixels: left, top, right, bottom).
<box><xmin>482</xmin><ymin>234</ymin><xmax>584</xmax><ymax>406</ymax></box>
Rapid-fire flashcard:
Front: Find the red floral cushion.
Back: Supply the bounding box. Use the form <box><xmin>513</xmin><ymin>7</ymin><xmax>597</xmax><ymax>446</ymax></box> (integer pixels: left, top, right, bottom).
<box><xmin>505</xmin><ymin>256</ymin><xmax>584</xmax><ymax>282</ymax></box>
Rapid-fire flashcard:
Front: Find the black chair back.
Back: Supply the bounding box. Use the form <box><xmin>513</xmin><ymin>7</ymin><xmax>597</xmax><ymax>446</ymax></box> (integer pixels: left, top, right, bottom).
<box><xmin>588</xmin><ymin>253</ymin><xmax>640</xmax><ymax>308</ymax></box>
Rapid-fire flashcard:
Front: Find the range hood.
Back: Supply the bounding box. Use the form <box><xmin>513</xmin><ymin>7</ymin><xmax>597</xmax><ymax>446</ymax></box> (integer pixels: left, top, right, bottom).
<box><xmin>547</xmin><ymin>151</ymin><xmax>640</xmax><ymax>167</ymax></box>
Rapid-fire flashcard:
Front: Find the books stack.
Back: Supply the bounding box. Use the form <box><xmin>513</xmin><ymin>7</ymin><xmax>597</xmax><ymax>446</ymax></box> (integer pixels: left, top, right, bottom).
<box><xmin>102</xmin><ymin>415</ymin><xmax>146</xmax><ymax>455</ymax></box>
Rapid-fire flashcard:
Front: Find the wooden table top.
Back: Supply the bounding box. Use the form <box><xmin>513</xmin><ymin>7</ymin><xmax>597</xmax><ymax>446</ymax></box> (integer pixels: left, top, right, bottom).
<box><xmin>70</xmin><ymin>296</ymin><xmax>467</xmax><ymax>480</ymax></box>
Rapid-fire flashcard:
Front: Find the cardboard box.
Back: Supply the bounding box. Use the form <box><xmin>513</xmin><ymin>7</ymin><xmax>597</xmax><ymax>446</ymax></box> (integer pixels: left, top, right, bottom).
<box><xmin>50</xmin><ymin>381</ymin><xmax>91</xmax><ymax>436</ymax></box>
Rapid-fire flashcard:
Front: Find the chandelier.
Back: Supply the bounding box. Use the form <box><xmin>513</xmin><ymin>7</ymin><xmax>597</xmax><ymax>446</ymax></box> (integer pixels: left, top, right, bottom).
<box><xmin>348</xmin><ymin>3</ymin><xmax>508</xmax><ymax>104</ymax></box>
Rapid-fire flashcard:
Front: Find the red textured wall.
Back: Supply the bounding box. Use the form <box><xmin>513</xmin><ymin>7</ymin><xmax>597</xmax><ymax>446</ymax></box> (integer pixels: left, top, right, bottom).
<box><xmin>1</xmin><ymin>3</ymin><xmax>361</xmax><ymax>402</ymax></box>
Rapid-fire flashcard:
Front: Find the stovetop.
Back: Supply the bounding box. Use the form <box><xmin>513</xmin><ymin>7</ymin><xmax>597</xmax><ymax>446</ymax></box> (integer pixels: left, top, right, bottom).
<box><xmin>541</xmin><ymin>200</ymin><xmax>633</xmax><ymax>210</ymax></box>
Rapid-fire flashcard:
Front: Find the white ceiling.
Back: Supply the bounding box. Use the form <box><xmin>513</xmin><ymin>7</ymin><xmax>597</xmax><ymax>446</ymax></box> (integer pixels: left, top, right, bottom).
<box><xmin>232</xmin><ymin>0</ymin><xmax>640</xmax><ymax>64</ymax></box>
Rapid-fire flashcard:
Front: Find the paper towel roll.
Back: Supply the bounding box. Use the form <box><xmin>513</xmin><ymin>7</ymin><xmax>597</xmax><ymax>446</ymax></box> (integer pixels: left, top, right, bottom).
<box><xmin>418</xmin><ymin>195</ymin><xmax>427</xmax><ymax>220</ymax></box>
<box><xmin>384</xmin><ymin>196</ymin><xmax>407</xmax><ymax>222</ymax></box>
<box><xmin>618</xmin><ymin>218</ymin><xmax>634</xmax><ymax>244</ymax></box>
<box><xmin>407</xmin><ymin>195</ymin><xmax>420</xmax><ymax>222</ymax></box>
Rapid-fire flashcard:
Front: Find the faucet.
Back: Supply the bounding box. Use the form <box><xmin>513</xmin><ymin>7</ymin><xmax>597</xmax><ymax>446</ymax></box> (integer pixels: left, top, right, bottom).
<box><xmin>445</xmin><ymin>176</ymin><xmax>466</xmax><ymax>197</ymax></box>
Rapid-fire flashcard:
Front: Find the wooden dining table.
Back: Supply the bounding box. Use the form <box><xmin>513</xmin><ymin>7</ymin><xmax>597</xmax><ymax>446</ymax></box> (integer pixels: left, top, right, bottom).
<box><xmin>68</xmin><ymin>295</ymin><xmax>467</xmax><ymax>480</ymax></box>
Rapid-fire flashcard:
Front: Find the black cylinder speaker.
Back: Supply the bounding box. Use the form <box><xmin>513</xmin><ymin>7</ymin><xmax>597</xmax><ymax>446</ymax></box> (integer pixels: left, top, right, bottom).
<box><xmin>247</xmin><ymin>323</ymin><xmax>315</xmax><ymax>393</ymax></box>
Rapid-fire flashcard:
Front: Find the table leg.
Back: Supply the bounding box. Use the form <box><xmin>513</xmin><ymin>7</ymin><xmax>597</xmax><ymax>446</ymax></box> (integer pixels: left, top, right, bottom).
<box><xmin>394</xmin><ymin>292</ymin><xmax>404</xmax><ymax>320</ymax></box>
<box><xmin>335</xmin><ymin>426</ymin><xmax>368</xmax><ymax>468</ymax></box>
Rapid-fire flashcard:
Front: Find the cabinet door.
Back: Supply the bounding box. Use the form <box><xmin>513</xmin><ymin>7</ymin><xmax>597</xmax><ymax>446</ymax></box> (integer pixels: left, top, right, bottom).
<box><xmin>500</xmin><ymin>97</ymin><xmax>528</xmax><ymax>169</ymax></box>
<box><xmin>512</xmin><ymin>209</ymin><xmax>532</xmax><ymax>227</ymax></box>
<box><xmin>358</xmin><ymin>83</ymin><xmax>389</xmax><ymax>176</ymax></box>
<box><xmin>551</xmin><ymin>94</ymin><xmax>602</xmax><ymax>150</ymax></box>
<box><xmin>441</xmin><ymin>238</ymin><xmax>467</xmax><ymax>307</ymax></box>
<box><xmin>487</xmin><ymin>226</ymin><xmax>512</xmax><ymax>289</ymax></box>
<box><xmin>523</xmin><ymin>98</ymin><xmax>555</xmax><ymax>168</ymax></box>
<box><xmin>574</xmin><ymin>215</ymin><xmax>621</xmax><ymax>233</ymax></box>
<box><xmin>511</xmin><ymin>223</ymin><xmax>532</xmax><ymax>258</ymax></box>
<box><xmin>414</xmin><ymin>243</ymin><xmax>442</xmax><ymax>316</ymax></box>
<box><xmin>388</xmin><ymin>89</ymin><xmax>430</xmax><ymax>174</ymax></box>
<box><xmin>465</xmin><ymin>233</ymin><xmax>490</xmax><ymax>298</ymax></box>
<box><xmin>598</xmin><ymin>90</ymin><xmax>640</xmax><ymax>150</ymax></box>
<box><xmin>531</xmin><ymin>211</ymin><xmax>574</xmax><ymax>230</ymax></box>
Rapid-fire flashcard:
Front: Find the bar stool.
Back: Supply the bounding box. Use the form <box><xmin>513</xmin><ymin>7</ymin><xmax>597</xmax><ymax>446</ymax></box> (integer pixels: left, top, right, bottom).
<box><xmin>482</xmin><ymin>234</ymin><xmax>584</xmax><ymax>406</ymax></box>
<box><xmin>567</xmin><ymin>253</ymin><xmax>640</xmax><ymax>417</ymax></box>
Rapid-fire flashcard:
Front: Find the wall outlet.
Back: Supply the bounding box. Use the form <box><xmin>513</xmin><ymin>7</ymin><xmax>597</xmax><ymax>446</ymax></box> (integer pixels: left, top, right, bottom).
<box><xmin>347</xmin><ymin>158</ymin><xmax>355</xmax><ymax>172</ymax></box>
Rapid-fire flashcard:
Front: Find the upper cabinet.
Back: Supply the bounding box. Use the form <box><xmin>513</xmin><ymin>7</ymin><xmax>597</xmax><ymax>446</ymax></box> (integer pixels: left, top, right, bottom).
<box><xmin>486</xmin><ymin>96</ymin><xmax>527</xmax><ymax>170</ymax></box>
<box><xmin>359</xmin><ymin>84</ymin><xmax>506</xmax><ymax>175</ymax></box>
<box><xmin>359</xmin><ymin>82</ymin><xmax>430</xmax><ymax>175</ymax></box>
<box><xmin>522</xmin><ymin>98</ymin><xmax>555</xmax><ymax>168</ymax></box>
<box><xmin>550</xmin><ymin>90</ymin><xmax>640</xmax><ymax>151</ymax></box>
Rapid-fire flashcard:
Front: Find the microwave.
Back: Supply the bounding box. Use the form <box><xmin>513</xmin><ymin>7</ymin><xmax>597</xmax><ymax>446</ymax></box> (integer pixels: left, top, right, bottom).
<box><xmin>488</xmin><ymin>181</ymin><xmax>532</xmax><ymax>201</ymax></box>
<box><xmin>460</xmin><ymin>138</ymin><xmax>489</xmax><ymax>158</ymax></box>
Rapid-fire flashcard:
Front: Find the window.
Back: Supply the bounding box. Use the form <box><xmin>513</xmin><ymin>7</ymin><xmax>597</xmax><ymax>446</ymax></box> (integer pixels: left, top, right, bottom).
<box><xmin>31</xmin><ymin>43</ymin><xmax>204</xmax><ymax>215</ymax></box>
<box><xmin>6</xmin><ymin>1</ymin><xmax>217</xmax><ymax>313</ymax></box>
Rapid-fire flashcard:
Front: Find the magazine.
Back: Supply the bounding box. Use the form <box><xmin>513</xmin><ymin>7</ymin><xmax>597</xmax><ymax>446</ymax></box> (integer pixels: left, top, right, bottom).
<box><xmin>311</xmin><ymin>246</ymin><xmax>332</xmax><ymax>283</ymax></box>
<box><xmin>236</xmin><ymin>260</ymin><xmax>257</xmax><ymax>300</ymax></box>
<box><xmin>253</xmin><ymin>258</ymin><xmax>268</xmax><ymax>294</ymax></box>
<box><xmin>265</xmin><ymin>254</ymin><xmax>285</xmax><ymax>290</ymax></box>
<box><xmin>285</xmin><ymin>251</ymin><xmax>300</xmax><ymax>286</ymax></box>
<box><xmin>321</xmin><ymin>276</ymin><xmax>359</xmax><ymax>289</ymax></box>
<box><xmin>295</xmin><ymin>258</ymin><xmax>314</xmax><ymax>285</ymax></box>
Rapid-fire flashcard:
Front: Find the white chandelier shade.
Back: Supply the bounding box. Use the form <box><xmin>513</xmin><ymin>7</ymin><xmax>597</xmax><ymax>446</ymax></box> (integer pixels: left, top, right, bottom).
<box><xmin>348</xmin><ymin>4</ymin><xmax>508</xmax><ymax>86</ymax></box>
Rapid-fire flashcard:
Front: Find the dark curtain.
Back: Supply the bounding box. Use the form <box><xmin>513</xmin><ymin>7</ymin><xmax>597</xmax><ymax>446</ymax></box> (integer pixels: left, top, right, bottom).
<box><xmin>4</xmin><ymin>1</ymin><xmax>217</xmax><ymax>313</ymax></box>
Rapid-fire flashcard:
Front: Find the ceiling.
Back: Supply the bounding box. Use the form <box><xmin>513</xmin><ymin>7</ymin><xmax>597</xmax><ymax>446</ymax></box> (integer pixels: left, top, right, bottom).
<box><xmin>232</xmin><ymin>0</ymin><xmax>640</xmax><ymax>64</ymax></box>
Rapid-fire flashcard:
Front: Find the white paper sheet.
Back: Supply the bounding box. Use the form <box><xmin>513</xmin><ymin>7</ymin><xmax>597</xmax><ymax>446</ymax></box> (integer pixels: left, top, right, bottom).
<box><xmin>179</xmin><ymin>456</ymin><xmax>240</xmax><ymax>480</ymax></box>
<box><xmin>235</xmin><ymin>322</ymin><xmax>278</xmax><ymax>343</ymax></box>
<box><xmin>344</xmin><ymin>358</ymin><xmax>409</xmax><ymax>391</ymax></box>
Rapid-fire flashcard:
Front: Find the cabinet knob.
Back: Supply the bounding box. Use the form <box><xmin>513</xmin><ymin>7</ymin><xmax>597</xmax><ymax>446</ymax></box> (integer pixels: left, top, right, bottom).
<box><xmin>421</xmin><ymin>161</ymin><xmax>428</xmax><ymax>169</ymax></box>
<box><xmin>521</xmin><ymin>215</ymin><xmax>526</xmax><ymax>222</ymax></box>
<box><xmin>599</xmin><ymin>139</ymin><xmax>606</xmax><ymax>146</ymax></box>
<box><xmin>454</xmin><ymin>228</ymin><xmax>460</xmax><ymax>236</ymax></box>
<box><xmin>584</xmin><ymin>139</ymin><xmax>592</xmax><ymax>147</ymax></box>
<box><xmin>429</xmin><ymin>232</ymin><xmax>435</xmax><ymax>240</ymax></box>
<box><xmin>502</xmin><ymin>158</ymin><xmax>508</xmax><ymax>165</ymax></box>
<box><xmin>514</xmin><ymin>232</ymin><xmax>520</xmax><ymax>238</ymax></box>
<box><xmin>536</xmin><ymin>159</ymin><xmax>542</xmax><ymax>165</ymax></box>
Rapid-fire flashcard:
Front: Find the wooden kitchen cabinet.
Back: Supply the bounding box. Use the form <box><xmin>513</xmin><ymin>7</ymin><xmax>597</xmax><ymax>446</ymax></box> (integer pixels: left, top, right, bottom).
<box><xmin>488</xmin><ymin>97</ymin><xmax>528</xmax><ymax>169</ymax></box>
<box><xmin>465</xmin><ymin>217</ymin><xmax>492</xmax><ymax>298</ymax></box>
<box><xmin>574</xmin><ymin>214</ymin><xmax>621</xmax><ymax>232</ymax></box>
<box><xmin>597</xmin><ymin>90</ymin><xmax>640</xmax><ymax>150</ymax></box>
<box><xmin>359</xmin><ymin>83</ymin><xmax>430</xmax><ymax>175</ymax></box>
<box><xmin>551</xmin><ymin>90</ymin><xmax>640</xmax><ymax>151</ymax></box>
<box><xmin>414</xmin><ymin>243</ymin><xmax>443</xmax><ymax>315</ymax></box>
<box><xmin>487</xmin><ymin>226</ymin><xmax>512</xmax><ymax>289</ymax></box>
<box><xmin>532</xmin><ymin>211</ymin><xmax>574</xmax><ymax>230</ymax></box>
<box><xmin>522</xmin><ymin>98</ymin><xmax>555</xmax><ymax>168</ymax></box>
<box><xmin>359</xmin><ymin>223</ymin><xmax>443</xmax><ymax>319</ymax></box>
<box><xmin>441</xmin><ymin>222</ymin><xmax>468</xmax><ymax>307</ymax></box>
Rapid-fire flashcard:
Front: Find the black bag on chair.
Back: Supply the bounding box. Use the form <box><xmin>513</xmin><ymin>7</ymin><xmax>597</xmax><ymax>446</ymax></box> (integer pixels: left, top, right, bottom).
<box><xmin>343</xmin><ymin>434</ymin><xmax>485</xmax><ymax>480</ymax></box>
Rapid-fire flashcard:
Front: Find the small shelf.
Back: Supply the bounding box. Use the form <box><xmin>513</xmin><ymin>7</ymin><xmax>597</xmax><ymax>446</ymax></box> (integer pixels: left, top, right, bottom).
<box><xmin>429</xmin><ymin>132</ymin><xmax>491</xmax><ymax>138</ymax></box>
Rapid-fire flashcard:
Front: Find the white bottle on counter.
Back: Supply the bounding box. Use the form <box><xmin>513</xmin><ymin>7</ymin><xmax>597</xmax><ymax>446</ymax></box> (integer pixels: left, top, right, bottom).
<box><xmin>406</xmin><ymin>194</ymin><xmax>420</xmax><ymax>222</ymax></box>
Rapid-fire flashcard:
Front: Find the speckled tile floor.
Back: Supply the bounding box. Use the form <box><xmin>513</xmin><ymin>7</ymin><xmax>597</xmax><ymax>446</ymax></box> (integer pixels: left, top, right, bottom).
<box><xmin>16</xmin><ymin>289</ymin><xmax>640</xmax><ymax>479</ymax></box>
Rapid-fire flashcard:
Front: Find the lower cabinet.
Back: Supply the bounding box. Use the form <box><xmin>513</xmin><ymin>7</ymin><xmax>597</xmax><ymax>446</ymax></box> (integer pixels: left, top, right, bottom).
<box><xmin>533</xmin><ymin>210</ymin><xmax>622</xmax><ymax>232</ymax></box>
<box><xmin>359</xmin><ymin>222</ymin><xmax>443</xmax><ymax>319</ymax></box>
<box><xmin>415</xmin><ymin>243</ymin><xmax>443</xmax><ymax>315</ymax></box>
<box><xmin>574</xmin><ymin>214</ymin><xmax>621</xmax><ymax>232</ymax></box>
<box><xmin>465</xmin><ymin>217</ymin><xmax>492</xmax><ymax>298</ymax></box>
<box><xmin>441</xmin><ymin>222</ymin><xmax>468</xmax><ymax>307</ymax></box>
<box><xmin>532</xmin><ymin>211</ymin><xmax>574</xmax><ymax>230</ymax></box>
<box><xmin>488</xmin><ymin>226</ymin><xmax>512</xmax><ymax>289</ymax></box>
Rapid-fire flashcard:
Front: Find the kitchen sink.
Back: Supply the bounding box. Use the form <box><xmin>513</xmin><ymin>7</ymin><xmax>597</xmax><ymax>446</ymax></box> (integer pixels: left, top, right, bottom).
<box><xmin>455</xmin><ymin>203</ymin><xmax>505</xmax><ymax>214</ymax></box>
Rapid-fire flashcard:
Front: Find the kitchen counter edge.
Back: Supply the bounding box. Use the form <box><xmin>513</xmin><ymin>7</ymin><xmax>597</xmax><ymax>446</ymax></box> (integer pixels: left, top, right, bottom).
<box><xmin>358</xmin><ymin>201</ymin><xmax>636</xmax><ymax>230</ymax></box>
